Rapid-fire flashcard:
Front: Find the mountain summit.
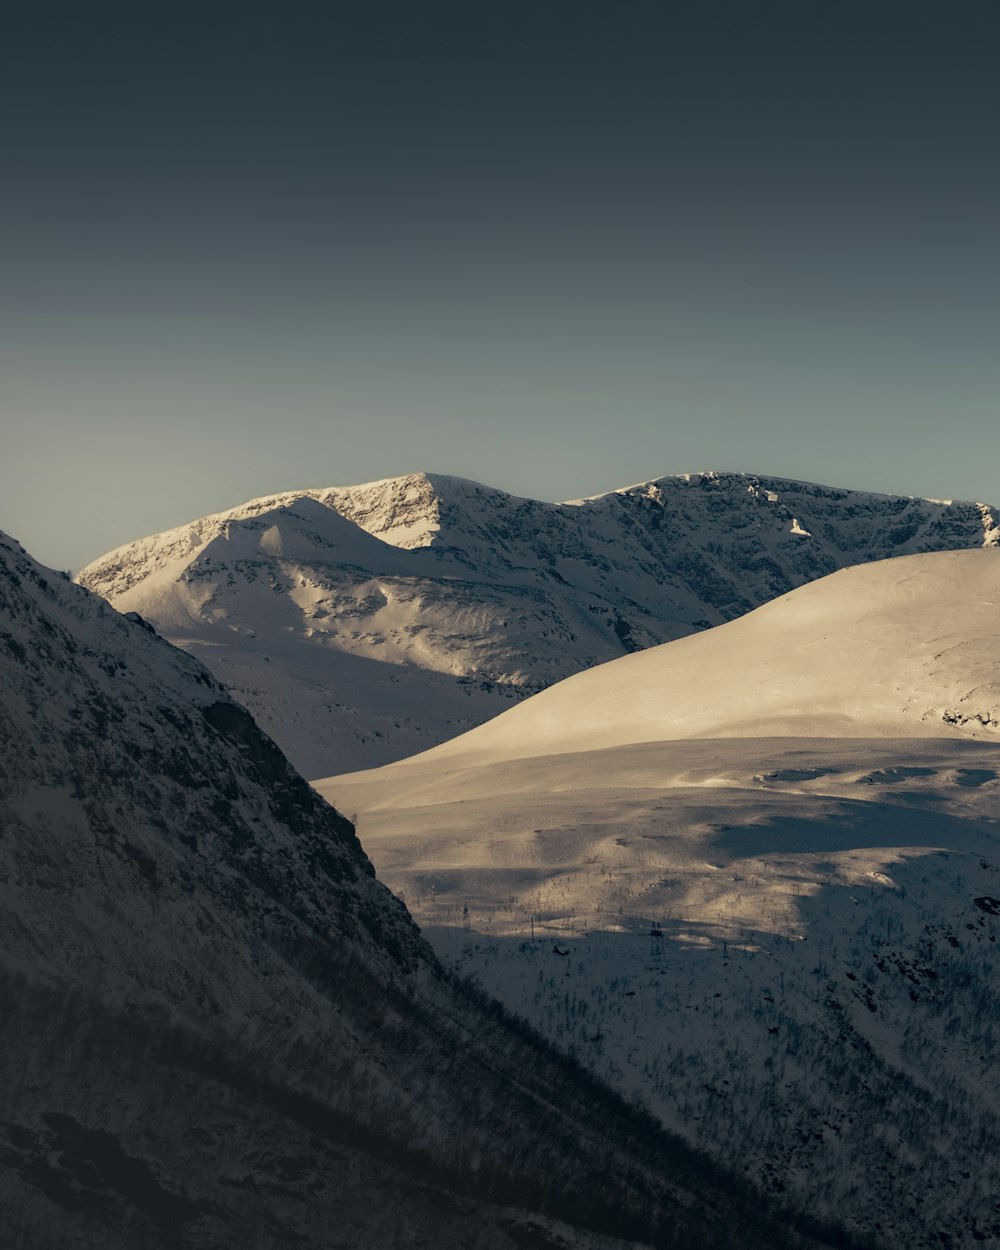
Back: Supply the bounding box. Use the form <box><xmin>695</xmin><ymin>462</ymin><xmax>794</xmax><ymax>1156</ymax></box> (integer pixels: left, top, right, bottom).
<box><xmin>78</xmin><ymin>471</ymin><xmax>1000</xmax><ymax>775</ymax></box>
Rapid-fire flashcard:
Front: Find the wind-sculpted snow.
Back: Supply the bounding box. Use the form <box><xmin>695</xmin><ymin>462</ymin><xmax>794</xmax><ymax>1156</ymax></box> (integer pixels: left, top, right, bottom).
<box><xmin>321</xmin><ymin>551</ymin><xmax>1000</xmax><ymax>1250</ymax></box>
<box><xmin>78</xmin><ymin>471</ymin><xmax>1000</xmax><ymax>775</ymax></box>
<box><xmin>411</xmin><ymin>548</ymin><xmax>1000</xmax><ymax>761</ymax></box>
<box><xmin>0</xmin><ymin>531</ymin><xmax>835</xmax><ymax>1250</ymax></box>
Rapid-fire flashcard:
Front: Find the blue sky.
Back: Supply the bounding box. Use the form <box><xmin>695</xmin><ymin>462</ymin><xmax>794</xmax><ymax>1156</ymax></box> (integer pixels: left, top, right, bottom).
<box><xmin>3</xmin><ymin>1</ymin><xmax>999</xmax><ymax>572</ymax></box>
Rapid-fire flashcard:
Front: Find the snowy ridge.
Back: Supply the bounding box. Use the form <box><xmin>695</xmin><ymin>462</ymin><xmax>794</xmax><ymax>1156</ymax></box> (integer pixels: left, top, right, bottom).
<box><xmin>0</xmin><ymin>530</ymin><xmax>829</xmax><ymax>1250</ymax></box>
<box><xmin>322</xmin><ymin>550</ymin><xmax>1000</xmax><ymax>1249</ymax></box>
<box><xmin>79</xmin><ymin>470</ymin><xmax>1000</xmax><ymax>775</ymax></box>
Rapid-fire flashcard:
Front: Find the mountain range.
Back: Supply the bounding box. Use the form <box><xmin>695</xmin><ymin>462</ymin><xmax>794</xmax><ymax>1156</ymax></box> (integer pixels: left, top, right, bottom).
<box><xmin>60</xmin><ymin>469</ymin><xmax>1000</xmax><ymax>1245</ymax></box>
<box><xmin>0</xmin><ymin>528</ymin><xmax>841</xmax><ymax>1250</ymax></box>
<box><xmin>320</xmin><ymin>548</ymin><xmax>1000</xmax><ymax>1250</ymax></box>
<box><xmin>77</xmin><ymin>471</ymin><xmax>1000</xmax><ymax>777</ymax></box>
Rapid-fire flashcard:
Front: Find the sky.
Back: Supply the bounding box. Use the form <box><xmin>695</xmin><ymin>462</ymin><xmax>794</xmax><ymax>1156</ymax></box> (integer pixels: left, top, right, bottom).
<box><xmin>3</xmin><ymin>0</ymin><xmax>999</xmax><ymax>573</ymax></box>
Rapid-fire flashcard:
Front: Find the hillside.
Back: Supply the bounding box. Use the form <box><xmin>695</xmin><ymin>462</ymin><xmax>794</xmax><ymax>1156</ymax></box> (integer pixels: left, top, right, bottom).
<box><xmin>321</xmin><ymin>550</ymin><xmax>1000</xmax><ymax>1249</ymax></box>
<box><xmin>0</xmin><ymin>529</ymin><xmax>839</xmax><ymax>1250</ymax></box>
<box><xmin>411</xmin><ymin>547</ymin><xmax>1000</xmax><ymax>760</ymax></box>
<box><xmin>77</xmin><ymin>472</ymin><xmax>1000</xmax><ymax>775</ymax></box>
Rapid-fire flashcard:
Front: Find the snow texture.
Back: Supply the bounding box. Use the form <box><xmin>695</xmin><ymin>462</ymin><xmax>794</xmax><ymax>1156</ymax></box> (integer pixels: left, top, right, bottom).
<box><xmin>321</xmin><ymin>550</ymin><xmax>1000</xmax><ymax>1250</ymax></box>
<box><xmin>77</xmin><ymin>471</ymin><xmax>1000</xmax><ymax>777</ymax></box>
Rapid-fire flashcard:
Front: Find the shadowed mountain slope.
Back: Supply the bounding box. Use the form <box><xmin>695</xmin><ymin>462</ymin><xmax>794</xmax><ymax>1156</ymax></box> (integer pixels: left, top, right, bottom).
<box><xmin>0</xmin><ymin>531</ymin><xmax>843</xmax><ymax>1250</ymax></box>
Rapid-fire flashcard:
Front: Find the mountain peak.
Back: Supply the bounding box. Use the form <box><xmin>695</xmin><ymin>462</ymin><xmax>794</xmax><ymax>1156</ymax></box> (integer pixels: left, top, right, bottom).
<box><xmin>78</xmin><ymin>471</ymin><xmax>1000</xmax><ymax>775</ymax></box>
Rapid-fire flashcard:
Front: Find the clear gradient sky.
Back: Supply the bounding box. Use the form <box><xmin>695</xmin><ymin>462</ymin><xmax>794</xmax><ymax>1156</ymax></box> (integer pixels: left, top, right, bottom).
<box><xmin>3</xmin><ymin>0</ymin><xmax>999</xmax><ymax>573</ymax></box>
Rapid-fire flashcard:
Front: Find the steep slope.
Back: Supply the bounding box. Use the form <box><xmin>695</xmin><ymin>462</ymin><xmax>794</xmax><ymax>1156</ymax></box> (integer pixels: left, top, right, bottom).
<box><xmin>78</xmin><ymin>471</ymin><xmax>1000</xmax><ymax>775</ymax></box>
<box><xmin>0</xmin><ymin>530</ymin><xmax>836</xmax><ymax>1250</ymax></box>
<box><xmin>321</xmin><ymin>551</ymin><xmax>1000</xmax><ymax>1250</ymax></box>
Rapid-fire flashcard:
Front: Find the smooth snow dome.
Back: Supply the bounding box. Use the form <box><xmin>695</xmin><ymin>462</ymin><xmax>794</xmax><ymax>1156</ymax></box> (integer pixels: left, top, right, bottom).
<box><xmin>413</xmin><ymin>549</ymin><xmax>1000</xmax><ymax>764</ymax></box>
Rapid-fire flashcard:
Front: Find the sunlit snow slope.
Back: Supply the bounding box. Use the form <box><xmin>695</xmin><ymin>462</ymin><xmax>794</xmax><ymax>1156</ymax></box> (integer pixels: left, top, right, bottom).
<box><xmin>411</xmin><ymin>547</ymin><xmax>1000</xmax><ymax>761</ymax></box>
<box><xmin>321</xmin><ymin>550</ymin><xmax>1000</xmax><ymax>1250</ymax></box>
<box><xmin>78</xmin><ymin>472</ymin><xmax>999</xmax><ymax>776</ymax></box>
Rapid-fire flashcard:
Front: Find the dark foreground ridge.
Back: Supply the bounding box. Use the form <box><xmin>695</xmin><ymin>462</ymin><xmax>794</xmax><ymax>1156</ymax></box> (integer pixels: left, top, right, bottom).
<box><xmin>0</xmin><ymin>530</ymin><xmax>863</xmax><ymax>1249</ymax></box>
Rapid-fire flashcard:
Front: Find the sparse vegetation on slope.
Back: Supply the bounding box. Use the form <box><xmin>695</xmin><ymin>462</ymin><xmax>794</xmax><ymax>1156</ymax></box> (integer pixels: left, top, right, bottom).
<box><xmin>325</xmin><ymin>551</ymin><xmax>1000</xmax><ymax>1248</ymax></box>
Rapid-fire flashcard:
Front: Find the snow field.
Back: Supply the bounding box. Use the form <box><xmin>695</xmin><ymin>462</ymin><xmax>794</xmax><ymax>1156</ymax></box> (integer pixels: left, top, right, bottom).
<box><xmin>321</xmin><ymin>551</ymin><xmax>1000</xmax><ymax>1247</ymax></box>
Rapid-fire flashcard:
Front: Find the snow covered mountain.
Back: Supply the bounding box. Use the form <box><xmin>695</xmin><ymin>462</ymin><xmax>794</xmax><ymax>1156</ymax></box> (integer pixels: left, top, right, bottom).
<box><xmin>77</xmin><ymin>472</ymin><xmax>1000</xmax><ymax>777</ymax></box>
<box><xmin>0</xmin><ymin>530</ymin><xmax>839</xmax><ymax>1250</ymax></box>
<box><xmin>320</xmin><ymin>550</ymin><xmax>1000</xmax><ymax>1250</ymax></box>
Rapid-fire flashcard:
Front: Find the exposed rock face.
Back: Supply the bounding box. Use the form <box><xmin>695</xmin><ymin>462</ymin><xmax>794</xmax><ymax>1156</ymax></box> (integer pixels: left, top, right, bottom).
<box><xmin>77</xmin><ymin>471</ymin><xmax>1000</xmax><ymax>775</ymax></box>
<box><xmin>0</xmin><ymin>531</ymin><xmax>834</xmax><ymax>1250</ymax></box>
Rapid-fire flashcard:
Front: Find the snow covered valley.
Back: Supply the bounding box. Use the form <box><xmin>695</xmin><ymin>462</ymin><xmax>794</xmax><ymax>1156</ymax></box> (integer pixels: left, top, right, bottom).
<box><xmin>320</xmin><ymin>551</ymin><xmax>1000</xmax><ymax>1249</ymax></box>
